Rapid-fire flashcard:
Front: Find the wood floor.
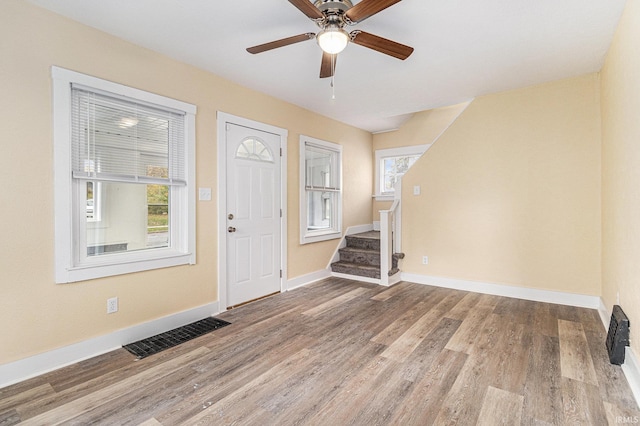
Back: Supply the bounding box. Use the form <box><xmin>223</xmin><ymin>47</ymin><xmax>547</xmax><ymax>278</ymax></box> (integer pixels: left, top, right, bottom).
<box><xmin>2</xmin><ymin>278</ymin><xmax>639</xmax><ymax>425</ymax></box>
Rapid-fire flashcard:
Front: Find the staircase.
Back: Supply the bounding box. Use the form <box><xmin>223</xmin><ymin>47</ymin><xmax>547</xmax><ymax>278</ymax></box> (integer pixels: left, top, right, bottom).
<box><xmin>330</xmin><ymin>231</ymin><xmax>403</xmax><ymax>280</ymax></box>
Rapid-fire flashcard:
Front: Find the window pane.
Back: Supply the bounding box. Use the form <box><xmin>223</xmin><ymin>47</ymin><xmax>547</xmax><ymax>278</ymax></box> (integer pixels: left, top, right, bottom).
<box><xmin>382</xmin><ymin>154</ymin><xmax>421</xmax><ymax>193</ymax></box>
<box><xmin>307</xmin><ymin>191</ymin><xmax>333</xmax><ymax>230</ymax></box>
<box><xmin>305</xmin><ymin>147</ymin><xmax>336</xmax><ymax>188</ymax></box>
<box><xmin>86</xmin><ymin>181</ymin><xmax>169</xmax><ymax>256</ymax></box>
<box><xmin>86</xmin><ymin>181</ymin><xmax>95</xmax><ymax>220</ymax></box>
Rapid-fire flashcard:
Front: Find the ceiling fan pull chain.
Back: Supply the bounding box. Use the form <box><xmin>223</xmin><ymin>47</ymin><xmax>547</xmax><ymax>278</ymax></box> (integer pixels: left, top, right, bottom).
<box><xmin>331</xmin><ymin>77</ymin><xmax>335</xmax><ymax>99</ymax></box>
<box><xmin>331</xmin><ymin>55</ymin><xmax>336</xmax><ymax>99</ymax></box>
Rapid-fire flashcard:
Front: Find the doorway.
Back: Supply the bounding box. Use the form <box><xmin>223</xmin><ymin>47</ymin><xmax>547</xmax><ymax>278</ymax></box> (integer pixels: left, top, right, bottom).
<box><xmin>217</xmin><ymin>113</ymin><xmax>288</xmax><ymax>309</ymax></box>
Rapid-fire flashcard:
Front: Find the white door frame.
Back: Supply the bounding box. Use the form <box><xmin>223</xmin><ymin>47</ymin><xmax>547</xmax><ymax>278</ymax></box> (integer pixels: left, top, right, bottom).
<box><xmin>216</xmin><ymin>112</ymin><xmax>288</xmax><ymax>311</ymax></box>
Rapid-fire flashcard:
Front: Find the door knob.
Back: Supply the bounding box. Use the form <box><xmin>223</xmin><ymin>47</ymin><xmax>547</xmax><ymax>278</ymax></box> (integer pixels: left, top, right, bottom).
<box><xmin>228</xmin><ymin>226</ymin><xmax>236</xmax><ymax>233</ymax></box>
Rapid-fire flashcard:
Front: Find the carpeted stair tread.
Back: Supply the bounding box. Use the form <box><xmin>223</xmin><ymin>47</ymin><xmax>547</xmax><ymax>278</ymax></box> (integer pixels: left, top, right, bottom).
<box><xmin>331</xmin><ymin>261</ymin><xmax>381</xmax><ymax>279</ymax></box>
<box><xmin>339</xmin><ymin>246</ymin><xmax>379</xmax><ymax>253</ymax></box>
<box><xmin>339</xmin><ymin>246</ymin><xmax>380</xmax><ymax>267</ymax></box>
<box><xmin>345</xmin><ymin>234</ymin><xmax>380</xmax><ymax>251</ymax></box>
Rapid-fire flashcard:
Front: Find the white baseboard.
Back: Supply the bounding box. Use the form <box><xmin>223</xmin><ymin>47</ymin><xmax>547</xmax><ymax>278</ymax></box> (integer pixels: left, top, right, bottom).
<box><xmin>622</xmin><ymin>347</ymin><xmax>640</xmax><ymax>408</ymax></box>
<box><xmin>331</xmin><ymin>271</ymin><xmax>381</xmax><ymax>285</ymax></box>
<box><xmin>346</xmin><ymin>223</ymin><xmax>375</xmax><ymax>235</ymax></box>
<box><xmin>598</xmin><ymin>298</ymin><xmax>610</xmax><ymax>330</ymax></box>
<box><xmin>286</xmin><ymin>269</ymin><xmax>332</xmax><ymax>291</ymax></box>
<box><xmin>0</xmin><ymin>301</ymin><xmax>219</xmax><ymax>389</ymax></box>
<box><xmin>400</xmin><ymin>273</ymin><xmax>601</xmax><ymax>309</ymax></box>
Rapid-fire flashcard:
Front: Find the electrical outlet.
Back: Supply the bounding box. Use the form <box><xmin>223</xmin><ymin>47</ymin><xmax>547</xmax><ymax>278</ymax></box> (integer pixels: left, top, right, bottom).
<box><xmin>422</xmin><ymin>256</ymin><xmax>429</xmax><ymax>265</ymax></box>
<box><xmin>107</xmin><ymin>297</ymin><xmax>118</xmax><ymax>314</ymax></box>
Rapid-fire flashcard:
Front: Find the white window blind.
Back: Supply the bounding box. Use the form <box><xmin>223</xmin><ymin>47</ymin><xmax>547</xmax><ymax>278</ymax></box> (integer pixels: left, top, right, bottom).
<box><xmin>71</xmin><ymin>84</ymin><xmax>186</xmax><ymax>186</ymax></box>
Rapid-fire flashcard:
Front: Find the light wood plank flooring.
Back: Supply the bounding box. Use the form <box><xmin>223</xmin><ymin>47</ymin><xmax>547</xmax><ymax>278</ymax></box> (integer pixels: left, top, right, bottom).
<box><xmin>1</xmin><ymin>278</ymin><xmax>638</xmax><ymax>425</ymax></box>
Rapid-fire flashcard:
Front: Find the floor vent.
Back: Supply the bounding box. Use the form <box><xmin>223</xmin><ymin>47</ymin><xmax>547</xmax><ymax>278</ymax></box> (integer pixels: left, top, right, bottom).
<box><xmin>123</xmin><ymin>317</ymin><xmax>230</xmax><ymax>359</ymax></box>
<box><xmin>606</xmin><ymin>305</ymin><xmax>630</xmax><ymax>365</ymax></box>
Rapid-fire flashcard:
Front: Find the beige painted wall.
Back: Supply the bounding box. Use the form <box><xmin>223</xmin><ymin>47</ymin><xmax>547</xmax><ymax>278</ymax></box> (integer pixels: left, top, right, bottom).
<box><xmin>601</xmin><ymin>0</ymin><xmax>640</xmax><ymax>356</ymax></box>
<box><xmin>0</xmin><ymin>1</ymin><xmax>372</xmax><ymax>365</ymax></box>
<box><xmin>400</xmin><ymin>75</ymin><xmax>602</xmax><ymax>295</ymax></box>
<box><xmin>371</xmin><ymin>103</ymin><xmax>469</xmax><ymax>218</ymax></box>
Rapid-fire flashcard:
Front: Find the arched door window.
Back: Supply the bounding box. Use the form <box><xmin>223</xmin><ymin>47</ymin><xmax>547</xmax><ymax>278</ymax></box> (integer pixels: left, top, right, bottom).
<box><xmin>235</xmin><ymin>138</ymin><xmax>274</xmax><ymax>163</ymax></box>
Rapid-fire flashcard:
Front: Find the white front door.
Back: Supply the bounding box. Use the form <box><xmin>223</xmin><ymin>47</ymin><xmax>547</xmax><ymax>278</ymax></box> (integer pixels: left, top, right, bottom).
<box><xmin>226</xmin><ymin>123</ymin><xmax>282</xmax><ymax>307</ymax></box>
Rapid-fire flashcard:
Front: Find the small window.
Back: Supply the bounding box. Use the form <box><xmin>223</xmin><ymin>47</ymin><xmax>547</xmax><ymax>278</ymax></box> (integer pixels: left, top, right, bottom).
<box><xmin>53</xmin><ymin>67</ymin><xmax>196</xmax><ymax>283</ymax></box>
<box><xmin>300</xmin><ymin>136</ymin><xmax>342</xmax><ymax>244</ymax></box>
<box><xmin>236</xmin><ymin>138</ymin><xmax>274</xmax><ymax>162</ymax></box>
<box><xmin>86</xmin><ymin>181</ymin><xmax>101</xmax><ymax>222</ymax></box>
<box><xmin>375</xmin><ymin>145</ymin><xmax>430</xmax><ymax>200</ymax></box>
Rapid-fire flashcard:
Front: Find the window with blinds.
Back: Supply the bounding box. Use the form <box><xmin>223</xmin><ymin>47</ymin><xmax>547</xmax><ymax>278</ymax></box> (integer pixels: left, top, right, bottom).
<box><xmin>70</xmin><ymin>85</ymin><xmax>186</xmax><ymax>186</ymax></box>
<box><xmin>53</xmin><ymin>67</ymin><xmax>196</xmax><ymax>284</ymax></box>
<box><xmin>299</xmin><ymin>136</ymin><xmax>342</xmax><ymax>244</ymax></box>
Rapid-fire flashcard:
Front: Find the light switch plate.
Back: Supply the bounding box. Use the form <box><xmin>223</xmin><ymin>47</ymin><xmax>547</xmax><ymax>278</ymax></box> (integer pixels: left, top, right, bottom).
<box><xmin>199</xmin><ymin>187</ymin><xmax>212</xmax><ymax>201</ymax></box>
<box><xmin>413</xmin><ymin>185</ymin><xmax>421</xmax><ymax>195</ymax></box>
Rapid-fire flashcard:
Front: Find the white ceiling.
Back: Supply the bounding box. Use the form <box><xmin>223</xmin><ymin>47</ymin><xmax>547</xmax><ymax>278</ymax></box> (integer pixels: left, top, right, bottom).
<box><xmin>27</xmin><ymin>0</ymin><xmax>626</xmax><ymax>133</ymax></box>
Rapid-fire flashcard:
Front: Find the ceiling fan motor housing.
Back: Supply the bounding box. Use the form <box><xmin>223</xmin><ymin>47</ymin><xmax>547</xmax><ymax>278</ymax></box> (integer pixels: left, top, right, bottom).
<box><xmin>314</xmin><ymin>0</ymin><xmax>353</xmax><ymax>14</ymax></box>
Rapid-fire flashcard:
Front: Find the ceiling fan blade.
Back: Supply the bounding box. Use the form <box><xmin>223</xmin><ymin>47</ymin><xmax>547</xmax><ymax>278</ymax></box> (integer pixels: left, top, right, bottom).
<box><xmin>288</xmin><ymin>0</ymin><xmax>324</xmax><ymax>20</ymax></box>
<box><xmin>320</xmin><ymin>51</ymin><xmax>337</xmax><ymax>78</ymax></box>
<box><xmin>350</xmin><ymin>30</ymin><xmax>414</xmax><ymax>60</ymax></box>
<box><xmin>247</xmin><ymin>33</ymin><xmax>315</xmax><ymax>54</ymax></box>
<box><xmin>345</xmin><ymin>0</ymin><xmax>402</xmax><ymax>23</ymax></box>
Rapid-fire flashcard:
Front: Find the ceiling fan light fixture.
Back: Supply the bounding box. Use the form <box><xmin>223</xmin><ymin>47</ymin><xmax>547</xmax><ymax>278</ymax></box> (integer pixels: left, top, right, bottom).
<box><xmin>317</xmin><ymin>25</ymin><xmax>349</xmax><ymax>54</ymax></box>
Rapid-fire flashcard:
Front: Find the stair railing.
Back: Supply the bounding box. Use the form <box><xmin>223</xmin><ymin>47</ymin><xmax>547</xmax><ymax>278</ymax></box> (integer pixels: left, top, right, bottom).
<box><xmin>379</xmin><ymin>181</ymin><xmax>402</xmax><ymax>286</ymax></box>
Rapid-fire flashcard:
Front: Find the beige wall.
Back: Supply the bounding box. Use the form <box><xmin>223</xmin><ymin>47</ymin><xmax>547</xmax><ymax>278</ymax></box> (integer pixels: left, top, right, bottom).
<box><xmin>0</xmin><ymin>1</ymin><xmax>372</xmax><ymax>365</ymax></box>
<box><xmin>601</xmin><ymin>0</ymin><xmax>640</xmax><ymax>356</ymax></box>
<box><xmin>371</xmin><ymin>103</ymin><xmax>469</xmax><ymax>218</ymax></box>
<box><xmin>400</xmin><ymin>75</ymin><xmax>602</xmax><ymax>295</ymax></box>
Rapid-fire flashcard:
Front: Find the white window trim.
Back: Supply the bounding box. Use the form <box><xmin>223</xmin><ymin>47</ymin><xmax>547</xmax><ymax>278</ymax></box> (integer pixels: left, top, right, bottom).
<box><xmin>299</xmin><ymin>136</ymin><xmax>343</xmax><ymax>245</ymax></box>
<box><xmin>52</xmin><ymin>66</ymin><xmax>197</xmax><ymax>283</ymax></box>
<box><xmin>374</xmin><ymin>144</ymin><xmax>430</xmax><ymax>201</ymax></box>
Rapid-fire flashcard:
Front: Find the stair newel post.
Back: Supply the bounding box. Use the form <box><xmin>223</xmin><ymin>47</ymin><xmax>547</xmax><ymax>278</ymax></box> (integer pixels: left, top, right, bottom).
<box><xmin>393</xmin><ymin>180</ymin><xmax>402</xmax><ymax>254</ymax></box>
<box><xmin>380</xmin><ymin>209</ymin><xmax>392</xmax><ymax>286</ymax></box>
<box><xmin>380</xmin><ymin>179</ymin><xmax>401</xmax><ymax>286</ymax></box>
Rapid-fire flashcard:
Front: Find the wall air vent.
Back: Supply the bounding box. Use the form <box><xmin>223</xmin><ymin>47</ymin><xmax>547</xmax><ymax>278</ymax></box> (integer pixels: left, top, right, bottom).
<box><xmin>606</xmin><ymin>305</ymin><xmax>630</xmax><ymax>365</ymax></box>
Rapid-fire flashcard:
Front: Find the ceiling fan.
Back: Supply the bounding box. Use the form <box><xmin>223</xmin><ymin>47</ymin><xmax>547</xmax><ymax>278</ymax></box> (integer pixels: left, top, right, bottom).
<box><xmin>246</xmin><ymin>0</ymin><xmax>414</xmax><ymax>78</ymax></box>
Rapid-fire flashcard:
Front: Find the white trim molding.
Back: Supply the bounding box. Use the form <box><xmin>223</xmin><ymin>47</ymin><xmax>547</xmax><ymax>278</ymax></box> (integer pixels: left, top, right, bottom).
<box><xmin>598</xmin><ymin>297</ymin><xmax>610</xmax><ymax>330</ymax></box>
<box><xmin>401</xmin><ymin>273</ymin><xmax>601</xmax><ymax>308</ymax></box>
<box><xmin>0</xmin><ymin>302</ymin><xmax>219</xmax><ymax>389</ymax></box>
<box><xmin>286</xmin><ymin>269</ymin><xmax>332</xmax><ymax>291</ymax></box>
<box><xmin>622</xmin><ymin>348</ymin><xmax>640</xmax><ymax>408</ymax></box>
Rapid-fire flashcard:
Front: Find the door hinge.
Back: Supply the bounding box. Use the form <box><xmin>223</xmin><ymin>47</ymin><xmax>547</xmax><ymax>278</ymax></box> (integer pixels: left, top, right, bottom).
<box><xmin>280</xmin><ymin>209</ymin><xmax>282</xmax><ymax>218</ymax></box>
<box><xmin>280</xmin><ymin>148</ymin><xmax>283</xmax><ymax>157</ymax></box>
<box><xmin>280</xmin><ymin>270</ymin><xmax>283</xmax><ymax>278</ymax></box>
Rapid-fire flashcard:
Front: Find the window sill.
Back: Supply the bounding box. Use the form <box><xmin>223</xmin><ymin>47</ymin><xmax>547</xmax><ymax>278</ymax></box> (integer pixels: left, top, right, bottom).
<box><xmin>373</xmin><ymin>194</ymin><xmax>394</xmax><ymax>202</ymax></box>
<box><xmin>300</xmin><ymin>229</ymin><xmax>342</xmax><ymax>245</ymax></box>
<box><xmin>56</xmin><ymin>251</ymin><xmax>194</xmax><ymax>284</ymax></box>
